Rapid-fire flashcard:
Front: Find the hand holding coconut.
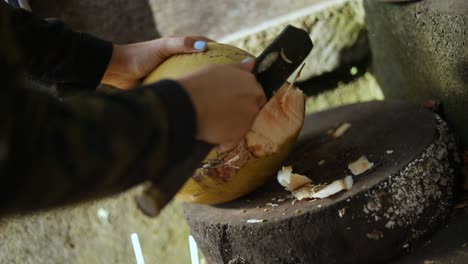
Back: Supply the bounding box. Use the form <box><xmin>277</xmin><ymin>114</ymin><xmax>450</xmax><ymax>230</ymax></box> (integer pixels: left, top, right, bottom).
<box><xmin>143</xmin><ymin>43</ymin><xmax>307</xmax><ymax>204</ymax></box>
<box><xmin>102</xmin><ymin>36</ymin><xmax>266</xmax><ymax>147</ymax></box>
<box><xmin>102</xmin><ymin>36</ymin><xmax>213</xmax><ymax>89</ymax></box>
<box><xmin>179</xmin><ymin>59</ymin><xmax>267</xmax><ymax>147</ymax></box>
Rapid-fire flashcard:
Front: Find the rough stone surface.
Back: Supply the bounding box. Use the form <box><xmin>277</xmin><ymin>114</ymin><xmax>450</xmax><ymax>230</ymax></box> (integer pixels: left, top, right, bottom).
<box><xmin>149</xmin><ymin>0</ymin><xmax>329</xmax><ymax>39</ymax></box>
<box><xmin>364</xmin><ymin>0</ymin><xmax>468</xmax><ymax>147</ymax></box>
<box><xmin>30</xmin><ymin>0</ymin><xmax>159</xmax><ymax>43</ymax></box>
<box><xmin>393</xmin><ymin>211</ymin><xmax>468</xmax><ymax>264</ymax></box>
<box><xmin>305</xmin><ymin>72</ymin><xmax>383</xmax><ymax>113</ymax></box>
<box><xmin>0</xmin><ymin>187</ymin><xmax>192</xmax><ymax>264</ymax></box>
<box><xmin>184</xmin><ymin>101</ymin><xmax>457</xmax><ymax>264</ymax></box>
<box><xmin>222</xmin><ymin>0</ymin><xmax>368</xmax><ymax>82</ymax></box>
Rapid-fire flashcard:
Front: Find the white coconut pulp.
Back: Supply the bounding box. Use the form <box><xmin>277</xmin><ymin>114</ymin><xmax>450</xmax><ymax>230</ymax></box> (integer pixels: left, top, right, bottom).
<box><xmin>277</xmin><ymin>166</ymin><xmax>354</xmax><ymax>200</ymax></box>
<box><xmin>332</xmin><ymin>122</ymin><xmax>352</xmax><ymax>138</ymax></box>
<box><xmin>311</xmin><ymin>176</ymin><xmax>353</xmax><ymax>199</ymax></box>
<box><xmin>277</xmin><ymin>166</ymin><xmax>311</xmax><ymax>191</ymax></box>
<box><xmin>348</xmin><ymin>156</ymin><xmax>374</xmax><ymax>175</ymax></box>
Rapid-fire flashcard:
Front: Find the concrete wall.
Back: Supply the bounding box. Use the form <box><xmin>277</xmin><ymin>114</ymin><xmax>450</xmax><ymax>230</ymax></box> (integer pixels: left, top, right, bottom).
<box><xmin>364</xmin><ymin>0</ymin><xmax>468</xmax><ymax>147</ymax></box>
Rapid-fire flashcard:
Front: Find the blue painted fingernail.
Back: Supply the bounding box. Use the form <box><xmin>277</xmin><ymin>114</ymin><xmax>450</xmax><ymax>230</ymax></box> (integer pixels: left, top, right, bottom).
<box><xmin>193</xmin><ymin>41</ymin><xmax>206</xmax><ymax>51</ymax></box>
<box><xmin>242</xmin><ymin>57</ymin><xmax>253</xmax><ymax>63</ymax></box>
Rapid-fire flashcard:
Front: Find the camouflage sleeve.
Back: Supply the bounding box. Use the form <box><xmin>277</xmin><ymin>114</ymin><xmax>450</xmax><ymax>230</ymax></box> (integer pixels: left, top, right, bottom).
<box><xmin>2</xmin><ymin>1</ymin><xmax>112</xmax><ymax>91</ymax></box>
<box><xmin>0</xmin><ymin>6</ymin><xmax>197</xmax><ymax>215</ymax></box>
<box><xmin>2</xmin><ymin>79</ymin><xmax>197</xmax><ymax>215</ymax></box>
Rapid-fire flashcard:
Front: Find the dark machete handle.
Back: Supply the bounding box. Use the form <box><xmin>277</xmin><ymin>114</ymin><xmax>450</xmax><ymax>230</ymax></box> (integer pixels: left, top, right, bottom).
<box><xmin>253</xmin><ymin>25</ymin><xmax>313</xmax><ymax>99</ymax></box>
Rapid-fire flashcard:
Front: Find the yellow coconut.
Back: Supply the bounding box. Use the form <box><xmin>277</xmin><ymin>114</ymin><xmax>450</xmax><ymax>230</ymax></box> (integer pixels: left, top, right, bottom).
<box><xmin>144</xmin><ymin>43</ymin><xmax>305</xmax><ymax>204</ymax></box>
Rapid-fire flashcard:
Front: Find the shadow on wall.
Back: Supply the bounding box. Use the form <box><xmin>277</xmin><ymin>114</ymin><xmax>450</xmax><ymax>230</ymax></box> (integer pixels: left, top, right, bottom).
<box><xmin>297</xmin><ymin>28</ymin><xmax>371</xmax><ymax>96</ymax></box>
<box><xmin>460</xmin><ymin>61</ymin><xmax>468</xmax><ymax>89</ymax></box>
<box><xmin>29</xmin><ymin>0</ymin><xmax>160</xmax><ymax>43</ymax></box>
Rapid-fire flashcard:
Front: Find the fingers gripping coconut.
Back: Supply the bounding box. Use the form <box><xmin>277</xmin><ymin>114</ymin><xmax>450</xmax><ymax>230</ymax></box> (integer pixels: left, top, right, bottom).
<box><xmin>102</xmin><ymin>36</ymin><xmax>214</xmax><ymax>89</ymax></box>
<box><xmin>144</xmin><ymin>43</ymin><xmax>306</xmax><ymax>204</ymax></box>
<box><xmin>178</xmin><ymin>61</ymin><xmax>267</xmax><ymax>147</ymax></box>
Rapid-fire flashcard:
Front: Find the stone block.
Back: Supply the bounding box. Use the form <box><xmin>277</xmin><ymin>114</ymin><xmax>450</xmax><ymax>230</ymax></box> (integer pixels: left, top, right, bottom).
<box><xmin>364</xmin><ymin>0</ymin><xmax>468</xmax><ymax>147</ymax></box>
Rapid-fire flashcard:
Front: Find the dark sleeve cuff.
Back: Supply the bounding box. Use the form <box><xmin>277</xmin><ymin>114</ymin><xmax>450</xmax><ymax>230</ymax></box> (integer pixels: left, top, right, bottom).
<box><xmin>149</xmin><ymin>79</ymin><xmax>197</xmax><ymax>165</ymax></box>
<box><xmin>75</xmin><ymin>33</ymin><xmax>113</xmax><ymax>91</ymax></box>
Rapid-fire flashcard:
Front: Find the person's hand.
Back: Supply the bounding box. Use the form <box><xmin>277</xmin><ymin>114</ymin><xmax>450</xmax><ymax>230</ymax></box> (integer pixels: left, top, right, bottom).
<box><xmin>178</xmin><ymin>59</ymin><xmax>267</xmax><ymax>148</ymax></box>
<box><xmin>102</xmin><ymin>36</ymin><xmax>213</xmax><ymax>89</ymax></box>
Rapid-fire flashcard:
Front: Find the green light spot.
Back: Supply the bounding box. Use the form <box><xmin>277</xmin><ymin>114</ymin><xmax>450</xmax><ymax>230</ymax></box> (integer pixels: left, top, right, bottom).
<box><xmin>350</xmin><ymin>66</ymin><xmax>358</xmax><ymax>76</ymax></box>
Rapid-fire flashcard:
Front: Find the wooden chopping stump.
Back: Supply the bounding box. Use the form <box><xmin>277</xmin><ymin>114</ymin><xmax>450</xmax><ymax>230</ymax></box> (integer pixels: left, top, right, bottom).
<box><xmin>183</xmin><ymin>101</ymin><xmax>458</xmax><ymax>264</ymax></box>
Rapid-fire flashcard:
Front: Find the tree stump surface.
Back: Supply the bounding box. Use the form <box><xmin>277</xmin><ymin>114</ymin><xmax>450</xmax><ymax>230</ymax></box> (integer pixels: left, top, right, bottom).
<box><xmin>183</xmin><ymin>100</ymin><xmax>457</xmax><ymax>264</ymax></box>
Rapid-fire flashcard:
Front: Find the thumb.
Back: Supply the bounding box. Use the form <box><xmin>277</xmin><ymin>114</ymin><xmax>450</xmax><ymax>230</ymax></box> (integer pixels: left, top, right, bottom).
<box><xmin>238</xmin><ymin>57</ymin><xmax>255</xmax><ymax>72</ymax></box>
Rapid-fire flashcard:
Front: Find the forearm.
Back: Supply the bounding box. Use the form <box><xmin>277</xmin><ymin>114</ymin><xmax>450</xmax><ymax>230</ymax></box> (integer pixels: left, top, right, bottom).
<box><xmin>1</xmin><ymin>80</ymin><xmax>197</xmax><ymax>214</ymax></box>
<box><xmin>2</xmin><ymin>2</ymin><xmax>112</xmax><ymax>91</ymax></box>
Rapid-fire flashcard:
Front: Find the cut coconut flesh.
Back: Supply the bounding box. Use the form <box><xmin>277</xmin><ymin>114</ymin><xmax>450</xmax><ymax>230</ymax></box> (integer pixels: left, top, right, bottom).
<box><xmin>311</xmin><ymin>180</ymin><xmax>345</xmax><ymax>199</ymax></box>
<box><xmin>343</xmin><ymin>175</ymin><xmax>354</xmax><ymax>189</ymax></box>
<box><xmin>277</xmin><ymin>166</ymin><xmax>293</xmax><ymax>188</ymax></box>
<box><xmin>332</xmin><ymin>123</ymin><xmax>351</xmax><ymax>138</ymax></box>
<box><xmin>277</xmin><ymin>166</ymin><xmax>354</xmax><ymax>200</ymax></box>
<box><xmin>292</xmin><ymin>185</ymin><xmax>314</xmax><ymax>200</ymax></box>
<box><xmin>277</xmin><ymin>166</ymin><xmax>311</xmax><ymax>191</ymax></box>
<box><xmin>292</xmin><ymin>183</ymin><xmax>324</xmax><ymax>200</ymax></box>
<box><xmin>187</xmin><ymin>83</ymin><xmax>305</xmax><ymax>204</ymax></box>
<box><xmin>290</xmin><ymin>176</ymin><xmax>353</xmax><ymax>200</ymax></box>
<box><xmin>348</xmin><ymin>156</ymin><xmax>374</xmax><ymax>175</ymax></box>
<box><xmin>311</xmin><ymin>176</ymin><xmax>353</xmax><ymax>199</ymax></box>
<box><xmin>245</xmin><ymin>85</ymin><xmax>305</xmax><ymax>157</ymax></box>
